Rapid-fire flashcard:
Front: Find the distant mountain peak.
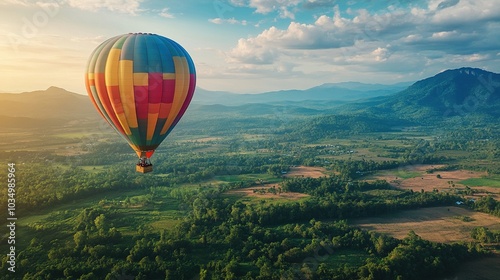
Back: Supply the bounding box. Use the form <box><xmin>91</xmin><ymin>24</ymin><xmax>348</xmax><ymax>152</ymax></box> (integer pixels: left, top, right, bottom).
<box><xmin>0</xmin><ymin>85</ymin><xmax>97</xmax><ymax>121</ymax></box>
<box><xmin>46</xmin><ymin>86</ymin><xmax>66</xmax><ymax>91</ymax></box>
<box><xmin>383</xmin><ymin>67</ymin><xmax>500</xmax><ymax>120</ymax></box>
<box><xmin>436</xmin><ymin>67</ymin><xmax>491</xmax><ymax>78</ymax></box>
<box><xmin>412</xmin><ymin>67</ymin><xmax>499</xmax><ymax>87</ymax></box>
<box><xmin>44</xmin><ymin>86</ymin><xmax>80</xmax><ymax>95</ymax></box>
<box><xmin>456</xmin><ymin>67</ymin><xmax>487</xmax><ymax>74</ymax></box>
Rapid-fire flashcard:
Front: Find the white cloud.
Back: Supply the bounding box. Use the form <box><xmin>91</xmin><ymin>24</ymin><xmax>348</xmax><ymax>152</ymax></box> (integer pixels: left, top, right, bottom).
<box><xmin>451</xmin><ymin>53</ymin><xmax>489</xmax><ymax>63</ymax></box>
<box><xmin>159</xmin><ymin>7</ymin><xmax>174</xmax><ymax>18</ymax></box>
<box><xmin>431</xmin><ymin>0</ymin><xmax>500</xmax><ymax>25</ymax></box>
<box><xmin>65</xmin><ymin>0</ymin><xmax>144</xmax><ymax>15</ymax></box>
<box><xmin>0</xmin><ymin>0</ymin><xmax>30</xmax><ymax>6</ymax></box>
<box><xmin>227</xmin><ymin>37</ymin><xmax>278</xmax><ymax>64</ymax></box>
<box><xmin>431</xmin><ymin>30</ymin><xmax>458</xmax><ymax>39</ymax></box>
<box><xmin>229</xmin><ymin>0</ymin><xmax>246</xmax><ymax>7</ymax></box>
<box><xmin>209</xmin><ymin>17</ymin><xmax>247</xmax><ymax>25</ymax></box>
<box><xmin>371</xmin><ymin>47</ymin><xmax>391</xmax><ymax>62</ymax></box>
<box><xmin>227</xmin><ymin>7</ymin><xmax>405</xmax><ymax>64</ymax></box>
<box><xmin>4</xmin><ymin>0</ymin><xmax>145</xmax><ymax>14</ymax></box>
<box><xmin>303</xmin><ymin>0</ymin><xmax>338</xmax><ymax>9</ymax></box>
<box><xmin>251</xmin><ymin>0</ymin><xmax>301</xmax><ymax>14</ymax></box>
<box><xmin>404</xmin><ymin>34</ymin><xmax>423</xmax><ymax>43</ymax></box>
<box><xmin>230</xmin><ymin>0</ymin><xmax>302</xmax><ymax>19</ymax></box>
<box><xmin>227</xmin><ymin>12</ymin><xmax>359</xmax><ymax>62</ymax></box>
<box><xmin>210</xmin><ymin>18</ymin><xmax>223</xmax><ymax>24</ymax></box>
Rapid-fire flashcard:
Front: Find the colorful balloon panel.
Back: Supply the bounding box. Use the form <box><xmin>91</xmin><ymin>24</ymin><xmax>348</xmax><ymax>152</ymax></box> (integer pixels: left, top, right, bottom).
<box><xmin>84</xmin><ymin>33</ymin><xmax>196</xmax><ymax>158</ymax></box>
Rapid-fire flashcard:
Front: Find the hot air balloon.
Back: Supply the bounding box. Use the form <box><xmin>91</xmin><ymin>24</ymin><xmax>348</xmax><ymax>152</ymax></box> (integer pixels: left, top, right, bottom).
<box><xmin>84</xmin><ymin>33</ymin><xmax>196</xmax><ymax>173</ymax></box>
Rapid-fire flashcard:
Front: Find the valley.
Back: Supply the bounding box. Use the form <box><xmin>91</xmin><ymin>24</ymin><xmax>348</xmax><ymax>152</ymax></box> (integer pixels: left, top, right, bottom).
<box><xmin>1</xmin><ymin>68</ymin><xmax>500</xmax><ymax>279</ymax></box>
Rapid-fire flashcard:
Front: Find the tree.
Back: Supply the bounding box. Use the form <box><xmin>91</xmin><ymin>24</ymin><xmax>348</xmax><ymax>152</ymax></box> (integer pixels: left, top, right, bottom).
<box><xmin>74</xmin><ymin>231</ymin><xmax>88</xmax><ymax>249</ymax></box>
<box><xmin>94</xmin><ymin>214</ymin><xmax>108</xmax><ymax>232</ymax></box>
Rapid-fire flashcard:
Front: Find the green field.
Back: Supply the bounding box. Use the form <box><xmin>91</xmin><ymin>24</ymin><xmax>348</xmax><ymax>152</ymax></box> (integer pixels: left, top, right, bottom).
<box><xmin>460</xmin><ymin>177</ymin><xmax>500</xmax><ymax>188</ymax></box>
<box><xmin>368</xmin><ymin>169</ymin><xmax>422</xmax><ymax>180</ymax></box>
<box><xmin>363</xmin><ymin>189</ymin><xmax>407</xmax><ymax>197</ymax></box>
<box><xmin>325</xmin><ymin>249</ymin><xmax>370</xmax><ymax>268</ymax></box>
<box><xmin>392</xmin><ymin>170</ymin><xmax>421</xmax><ymax>179</ymax></box>
<box><xmin>80</xmin><ymin>165</ymin><xmax>109</xmax><ymax>172</ymax></box>
<box><xmin>215</xmin><ymin>173</ymin><xmax>281</xmax><ymax>183</ymax></box>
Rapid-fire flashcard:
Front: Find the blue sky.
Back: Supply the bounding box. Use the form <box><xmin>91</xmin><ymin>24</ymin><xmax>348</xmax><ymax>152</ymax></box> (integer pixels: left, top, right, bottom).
<box><xmin>0</xmin><ymin>0</ymin><xmax>499</xmax><ymax>94</ymax></box>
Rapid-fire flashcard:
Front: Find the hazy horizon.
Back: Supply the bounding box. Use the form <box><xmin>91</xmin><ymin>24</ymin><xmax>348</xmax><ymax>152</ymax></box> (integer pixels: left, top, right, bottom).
<box><xmin>0</xmin><ymin>79</ymin><xmax>417</xmax><ymax>96</ymax></box>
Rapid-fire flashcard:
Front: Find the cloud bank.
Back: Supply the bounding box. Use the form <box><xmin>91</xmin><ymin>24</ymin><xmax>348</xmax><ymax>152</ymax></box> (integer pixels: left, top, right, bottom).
<box><xmin>226</xmin><ymin>0</ymin><xmax>500</xmax><ymax>83</ymax></box>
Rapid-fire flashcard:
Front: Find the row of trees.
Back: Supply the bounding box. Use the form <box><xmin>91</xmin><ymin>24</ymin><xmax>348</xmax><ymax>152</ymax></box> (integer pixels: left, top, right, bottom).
<box><xmin>471</xmin><ymin>195</ymin><xmax>500</xmax><ymax>217</ymax></box>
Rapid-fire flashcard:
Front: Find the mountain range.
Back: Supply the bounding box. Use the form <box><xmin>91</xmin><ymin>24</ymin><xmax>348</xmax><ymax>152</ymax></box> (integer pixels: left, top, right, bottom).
<box><xmin>1</xmin><ymin>67</ymin><xmax>499</xmax><ymax>130</ymax></box>
<box><xmin>192</xmin><ymin>81</ymin><xmax>413</xmax><ymax>106</ymax></box>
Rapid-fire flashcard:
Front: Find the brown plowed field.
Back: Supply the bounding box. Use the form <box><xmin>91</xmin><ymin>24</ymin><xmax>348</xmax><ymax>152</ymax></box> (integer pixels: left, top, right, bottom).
<box><xmin>227</xmin><ymin>183</ymin><xmax>309</xmax><ymax>200</ymax></box>
<box><xmin>449</xmin><ymin>254</ymin><xmax>500</xmax><ymax>280</ymax></box>
<box><xmin>226</xmin><ymin>166</ymin><xmax>326</xmax><ymax>200</ymax></box>
<box><xmin>353</xmin><ymin>206</ymin><xmax>500</xmax><ymax>243</ymax></box>
<box><xmin>284</xmin><ymin>166</ymin><xmax>327</xmax><ymax>178</ymax></box>
<box><xmin>372</xmin><ymin>164</ymin><xmax>500</xmax><ymax>200</ymax></box>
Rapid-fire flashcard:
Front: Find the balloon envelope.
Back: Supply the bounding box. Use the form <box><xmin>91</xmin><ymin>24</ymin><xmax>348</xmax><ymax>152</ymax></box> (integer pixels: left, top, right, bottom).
<box><xmin>84</xmin><ymin>33</ymin><xmax>196</xmax><ymax>160</ymax></box>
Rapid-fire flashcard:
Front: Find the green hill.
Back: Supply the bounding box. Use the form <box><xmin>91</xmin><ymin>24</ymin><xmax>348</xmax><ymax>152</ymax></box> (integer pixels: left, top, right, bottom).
<box><xmin>0</xmin><ymin>87</ymin><xmax>99</xmax><ymax>129</ymax></box>
<box><xmin>379</xmin><ymin>67</ymin><xmax>500</xmax><ymax>121</ymax></box>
